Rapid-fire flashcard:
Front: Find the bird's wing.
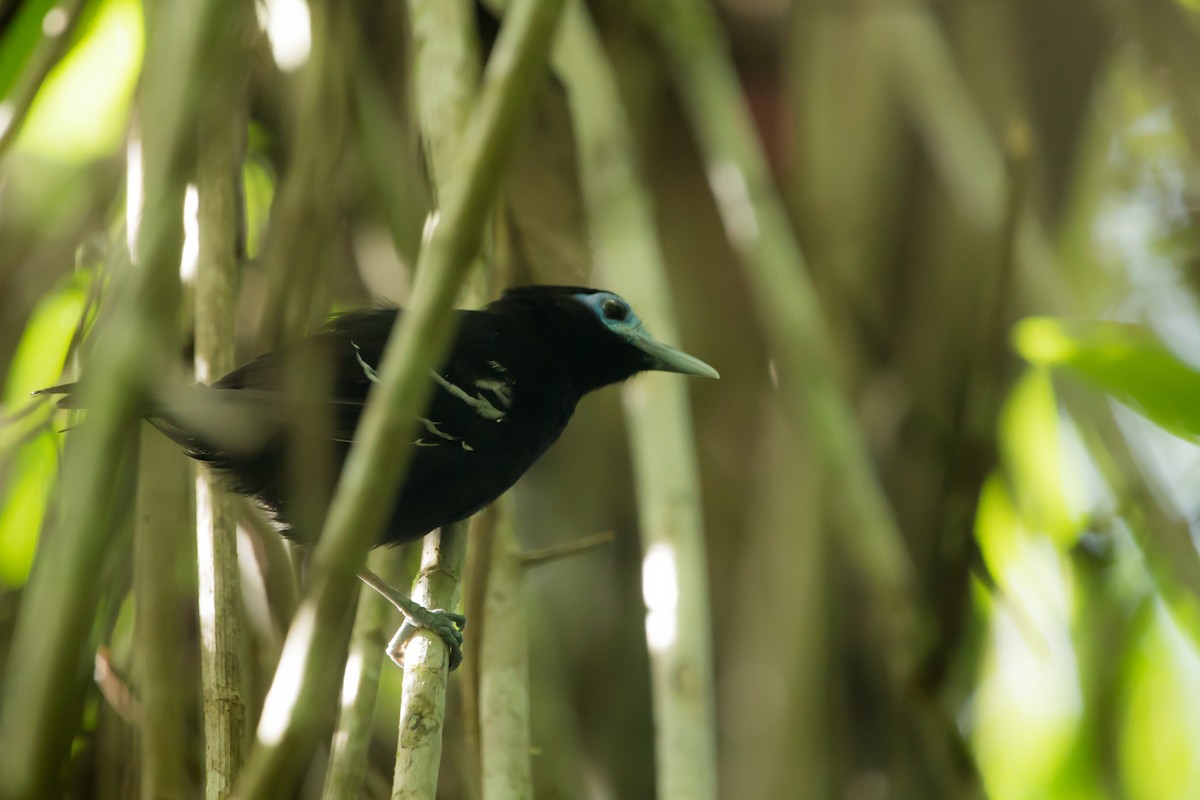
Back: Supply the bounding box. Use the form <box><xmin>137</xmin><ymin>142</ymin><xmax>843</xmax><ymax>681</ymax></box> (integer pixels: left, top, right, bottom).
<box><xmin>345</xmin><ymin>311</ymin><xmax>519</xmax><ymax>453</ymax></box>
<box><xmin>154</xmin><ymin>309</ymin><xmax>398</xmax><ymax>452</ymax></box>
<box><xmin>188</xmin><ymin>308</ymin><xmax>517</xmax><ymax>452</ymax></box>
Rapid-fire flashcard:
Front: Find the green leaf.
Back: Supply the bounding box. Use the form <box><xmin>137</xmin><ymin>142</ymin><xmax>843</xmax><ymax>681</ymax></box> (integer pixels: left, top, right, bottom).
<box><xmin>3</xmin><ymin>271</ymin><xmax>90</xmax><ymax>406</ymax></box>
<box><xmin>0</xmin><ymin>0</ymin><xmax>60</xmax><ymax>101</ymax></box>
<box><xmin>0</xmin><ymin>431</ymin><xmax>58</xmax><ymax>587</ymax></box>
<box><xmin>15</xmin><ymin>0</ymin><xmax>143</xmax><ymax>163</ymax></box>
<box><xmin>1013</xmin><ymin>317</ymin><xmax>1200</xmax><ymax>441</ymax></box>
<box><xmin>0</xmin><ymin>270</ymin><xmax>90</xmax><ymax>586</ymax></box>
<box><xmin>999</xmin><ymin>369</ymin><xmax>1086</xmax><ymax>549</ymax></box>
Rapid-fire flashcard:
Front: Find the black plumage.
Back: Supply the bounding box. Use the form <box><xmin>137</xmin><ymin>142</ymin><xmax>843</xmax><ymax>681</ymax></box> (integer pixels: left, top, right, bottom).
<box><xmin>39</xmin><ymin>285</ymin><xmax>718</xmax><ymax>666</ymax></box>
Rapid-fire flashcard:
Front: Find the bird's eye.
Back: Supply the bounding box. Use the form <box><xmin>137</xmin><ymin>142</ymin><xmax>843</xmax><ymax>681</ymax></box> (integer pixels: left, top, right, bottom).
<box><xmin>601</xmin><ymin>298</ymin><xmax>628</xmax><ymax>321</ymax></box>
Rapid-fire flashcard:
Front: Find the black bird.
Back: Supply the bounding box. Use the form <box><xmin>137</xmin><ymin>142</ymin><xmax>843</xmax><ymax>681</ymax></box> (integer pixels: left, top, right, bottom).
<box><xmin>39</xmin><ymin>285</ymin><xmax>718</xmax><ymax>668</ymax></box>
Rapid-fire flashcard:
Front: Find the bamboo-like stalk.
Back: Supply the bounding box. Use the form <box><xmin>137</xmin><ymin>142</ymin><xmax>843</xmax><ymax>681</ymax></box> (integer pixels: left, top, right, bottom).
<box><xmin>391</xmin><ymin>526</ymin><xmax>469</xmax><ymax>797</ymax></box>
<box><xmin>257</xmin><ymin>0</ymin><xmax>353</xmax><ymax>348</ymax></box>
<box><xmin>0</xmin><ymin>1</ymin><xmax>225</xmax><ymax>796</ymax></box>
<box><xmin>859</xmin><ymin>6</ymin><xmax>1063</xmax><ymax>309</ymax></box>
<box><xmin>194</xmin><ymin>43</ymin><xmax>250</xmax><ymax>798</ymax></box>
<box><xmin>321</xmin><ymin>549</ymin><xmax>402</xmax><ymax>799</ymax></box>
<box><xmin>233</xmin><ymin>0</ymin><xmax>567</xmax><ymax>795</ymax></box>
<box><xmin>553</xmin><ymin>5</ymin><xmax>717</xmax><ymax>798</ymax></box>
<box><xmin>133</xmin><ymin>428</ymin><xmax>194</xmax><ymax>800</ymax></box>
<box><xmin>642</xmin><ymin>0</ymin><xmax>924</xmax><ymax>689</ymax></box>
<box><xmin>460</xmin><ymin>497</ymin><xmax>501</xmax><ymax>797</ymax></box>
<box><xmin>645</xmin><ymin>5</ymin><xmax>993</xmax><ymax>795</ymax></box>
<box><xmin>478</xmin><ymin>509</ymin><xmax>531</xmax><ymax>800</ymax></box>
<box><xmin>391</xmin><ymin>2</ymin><xmax>481</xmax><ymax>794</ymax></box>
<box><xmin>407</xmin><ymin>0</ymin><xmax>481</xmax><ymax>193</ymax></box>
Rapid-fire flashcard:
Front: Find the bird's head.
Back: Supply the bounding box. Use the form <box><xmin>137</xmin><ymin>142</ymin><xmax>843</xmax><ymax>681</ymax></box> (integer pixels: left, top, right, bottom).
<box><xmin>494</xmin><ymin>286</ymin><xmax>719</xmax><ymax>393</ymax></box>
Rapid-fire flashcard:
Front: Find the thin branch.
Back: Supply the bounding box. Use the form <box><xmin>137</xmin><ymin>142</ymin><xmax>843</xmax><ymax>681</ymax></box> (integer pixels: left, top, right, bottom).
<box><xmin>232</xmin><ymin>0</ymin><xmax>567</xmax><ymax>794</ymax></box>
<box><xmin>94</xmin><ymin>645</ymin><xmax>143</xmax><ymax>727</ymax></box>
<box><xmin>518</xmin><ymin>530</ymin><xmax>613</xmax><ymax>566</ymax></box>
<box><xmin>554</xmin><ymin>5</ymin><xmax>717</xmax><ymax>797</ymax></box>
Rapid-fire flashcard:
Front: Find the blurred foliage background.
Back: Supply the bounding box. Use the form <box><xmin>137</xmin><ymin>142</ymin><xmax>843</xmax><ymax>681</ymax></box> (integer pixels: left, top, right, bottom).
<box><xmin>3</xmin><ymin>0</ymin><xmax>1200</xmax><ymax>798</ymax></box>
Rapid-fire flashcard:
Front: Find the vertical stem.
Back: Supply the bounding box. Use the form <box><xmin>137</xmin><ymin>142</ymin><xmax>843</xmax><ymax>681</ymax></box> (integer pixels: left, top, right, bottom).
<box><xmin>554</xmin><ymin>5</ymin><xmax>717</xmax><ymax>798</ymax></box>
<box><xmin>322</xmin><ymin>549</ymin><xmax>402</xmax><ymax>799</ymax></box>
<box><xmin>407</xmin><ymin>0</ymin><xmax>481</xmax><ymax>193</ymax></box>
<box><xmin>644</xmin><ymin>0</ymin><xmax>924</xmax><ymax>690</ymax></box>
<box><xmin>643</xmin><ymin>2</ymin><xmax>984</xmax><ymax>794</ymax></box>
<box><xmin>393</xmin><ymin>1</ymin><xmax>480</xmax><ymax>793</ymax></box>
<box><xmin>134</xmin><ymin>428</ymin><xmax>195</xmax><ymax>800</ymax></box>
<box><xmin>194</xmin><ymin>16</ymin><xmax>250</xmax><ymax>797</ymax></box>
<box><xmin>0</xmin><ymin>0</ymin><xmax>219</xmax><ymax>793</ymax></box>
<box><xmin>257</xmin><ymin>0</ymin><xmax>352</xmax><ymax>347</ymax></box>
<box><xmin>392</xmin><ymin>527</ymin><xmax>469</xmax><ymax>797</ymax></box>
<box><xmin>234</xmin><ymin>0</ymin><xmax>566</xmax><ymax>795</ymax></box>
<box><xmin>478</xmin><ymin>510</ymin><xmax>530</xmax><ymax>799</ymax></box>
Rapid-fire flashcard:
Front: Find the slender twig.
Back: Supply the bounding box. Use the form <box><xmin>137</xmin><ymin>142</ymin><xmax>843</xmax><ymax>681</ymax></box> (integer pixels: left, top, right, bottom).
<box><xmin>0</xmin><ymin>1</ymin><xmax>224</xmax><ymax>795</ymax></box>
<box><xmin>193</xmin><ymin>17</ymin><xmax>252</xmax><ymax>795</ymax></box>
<box><xmin>233</xmin><ymin>0</ymin><xmax>567</xmax><ymax>795</ymax></box>
<box><xmin>94</xmin><ymin>645</ymin><xmax>142</xmax><ymax>727</ymax></box>
<box><xmin>554</xmin><ymin>5</ymin><xmax>717</xmax><ymax>797</ymax></box>
<box><xmin>519</xmin><ymin>530</ymin><xmax>613</xmax><ymax>566</ymax></box>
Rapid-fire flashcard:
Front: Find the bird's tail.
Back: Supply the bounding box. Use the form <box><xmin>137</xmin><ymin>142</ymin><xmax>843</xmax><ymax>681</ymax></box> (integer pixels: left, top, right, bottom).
<box><xmin>34</xmin><ymin>380</ymin><xmax>277</xmax><ymax>463</ymax></box>
<box><xmin>32</xmin><ymin>382</ymin><xmax>87</xmax><ymax>409</ymax></box>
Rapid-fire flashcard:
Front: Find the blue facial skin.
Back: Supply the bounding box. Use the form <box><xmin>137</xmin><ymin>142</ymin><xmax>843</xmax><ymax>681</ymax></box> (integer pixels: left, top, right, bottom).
<box><xmin>573</xmin><ymin>291</ymin><xmax>720</xmax><ymax>379</ymax></box>
<box><xmin>574</xmin><ymin>291</ymin><xmax>641</xmax><ymax>332</ymax></box>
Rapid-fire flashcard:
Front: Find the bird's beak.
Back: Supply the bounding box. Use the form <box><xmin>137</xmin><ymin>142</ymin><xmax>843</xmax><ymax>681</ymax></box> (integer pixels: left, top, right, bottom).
<box><xmin>630</xmin><ymin>332</ymin><xmax>720</xmax><ymax>379</ymax></box>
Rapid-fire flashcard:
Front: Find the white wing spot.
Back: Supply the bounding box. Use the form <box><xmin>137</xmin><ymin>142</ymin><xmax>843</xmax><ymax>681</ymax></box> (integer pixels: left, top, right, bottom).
<box><xmin>473</xmin><ymin>378</ymin><xmax>513</xmax><ymax>409</ymax></box>
<box><xmin>352</xmin><ymin>342</ymin><xmax>380</xmax><ymax>384</ymax></box>
<box><xmin>417</xmin><ymin>417</ymin><xmax>458</xmax><ymax>441</ymax></box>
<box><xmin>430</xmin><ymin>370</ymin><xmax>506</xmax><ymax>421</ymax></box>
<box><xmin>414</xmin><ymin>438</ymin><xmax>439</xmax><ymax>447</ymax></box>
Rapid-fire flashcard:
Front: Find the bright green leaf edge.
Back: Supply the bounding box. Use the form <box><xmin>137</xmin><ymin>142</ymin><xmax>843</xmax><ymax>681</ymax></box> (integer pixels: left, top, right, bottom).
<box><xmin>1014</xmin><ymin>316</ymin><xmax>1200</xmax><ymax>442</ymax></box>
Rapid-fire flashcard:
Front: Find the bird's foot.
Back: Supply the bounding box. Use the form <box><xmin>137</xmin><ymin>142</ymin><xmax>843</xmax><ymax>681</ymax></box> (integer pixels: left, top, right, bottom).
<box><xmin>385</xmin><ymin>607</ymin><xmax>468</xmax><ymax>671</ymax></box>
<box><xmin>359</xmin><ymin>569</ymin><xmax>467</xmax><ymax>671</ymax></box>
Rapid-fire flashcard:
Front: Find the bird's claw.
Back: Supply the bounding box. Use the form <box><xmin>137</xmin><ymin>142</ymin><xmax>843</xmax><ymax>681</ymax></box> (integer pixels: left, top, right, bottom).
<box><xmin>386</xmin><ymin>607</ymin><xmax>468</xmax><ymax>672</ymax></box>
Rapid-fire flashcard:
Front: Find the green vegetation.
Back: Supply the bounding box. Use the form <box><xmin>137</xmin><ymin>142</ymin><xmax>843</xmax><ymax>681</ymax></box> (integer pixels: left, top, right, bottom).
<box><xmin>2</xmin><ymin>0</ymin><xmax>1200</xmax><ymax>798</ymax></box>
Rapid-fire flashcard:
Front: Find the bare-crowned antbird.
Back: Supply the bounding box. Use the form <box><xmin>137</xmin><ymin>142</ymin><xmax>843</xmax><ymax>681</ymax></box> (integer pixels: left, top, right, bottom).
<box><xmin>39</xmin><ymin>285</ymin><xmax>718</xmax><ymax>668</ymax></box>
